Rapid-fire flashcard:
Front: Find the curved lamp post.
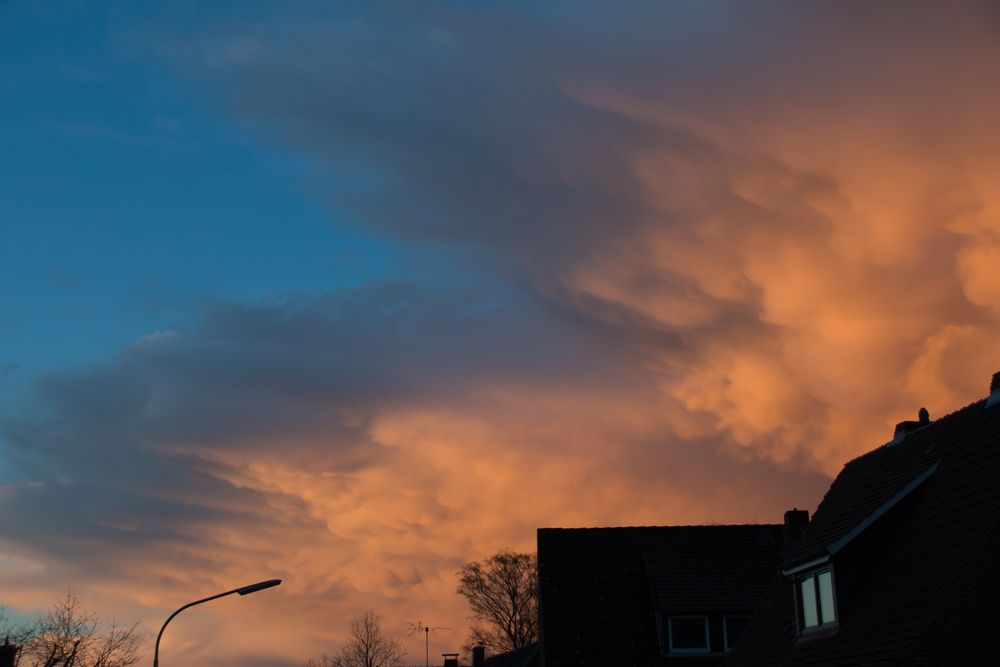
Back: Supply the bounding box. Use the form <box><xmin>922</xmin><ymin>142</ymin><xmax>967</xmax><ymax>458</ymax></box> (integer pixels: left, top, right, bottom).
<box><xmin>153</xmin><ymin>578</ymin><xmax>281</xmax><ymax>667</ymax></box>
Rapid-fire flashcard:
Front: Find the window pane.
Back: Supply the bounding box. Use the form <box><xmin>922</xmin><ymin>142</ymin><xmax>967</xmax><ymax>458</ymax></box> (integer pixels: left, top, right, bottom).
<box><xmin>818</xmin><ymin>570</ymin><xmax>835</xmax><ymax>624</ymax></box>
<box><xmin>724</xmin><ymin>617</ymin><xmax>748</xmax><ymax>650</ymax></box>
<box><xmin>800</xmin><ymin>576</ymin><xmax>818</xmax><ymax>627</ymax></box>
<box><xmin>670</xmin><ymin>617</ymin><xmax>708</xmax><ymax>650</ymax></box>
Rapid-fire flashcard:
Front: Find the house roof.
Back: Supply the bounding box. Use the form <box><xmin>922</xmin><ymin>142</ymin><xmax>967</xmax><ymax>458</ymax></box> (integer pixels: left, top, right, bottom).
<box><xmin>726</xmin><ymin>384</ymin><xmax>1000</xmax><ymax>666</ymax></box>
<box><xmin>484</xmin><ymin>642</ymin><xmax>539</xmax><ymax>667</ymax></box>
<box><xmin>538</xmin><ymin>524</ymin><xmax>786</xmax><ymax>667</ymax></box>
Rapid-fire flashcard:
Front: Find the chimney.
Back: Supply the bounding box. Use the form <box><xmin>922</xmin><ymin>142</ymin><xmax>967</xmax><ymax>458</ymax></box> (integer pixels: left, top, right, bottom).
<box><xmin>891</xmin><ymin>407</ymin><xmax>929</xmax><ymax>444</ymax></box>
<box><xmin>442</xmin><ymin>653</ymin><xmax>459</xmax><ymax>667</ymax></box>
<box><xmin>473</xmin><ymin>646</ymin><xmax>486</xmax><ymax>667</ymax></box>
<box><xmin>783</xmin><ymin>508</ymin><xmax>809</xmax><ymax>542</ymax></box>
<box><xmin>989</xmin><ymin>371</ymin><xmax>1000</xmax><ymax>407</ymax></box>
<box><xmin>0</xmin><ymin>637</ymin><xmax>19</xmax><ymax>667</ymax></box>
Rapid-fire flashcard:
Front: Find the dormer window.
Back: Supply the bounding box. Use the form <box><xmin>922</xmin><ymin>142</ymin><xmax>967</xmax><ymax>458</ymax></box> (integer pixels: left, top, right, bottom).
<box><xmin>667</xmin><ymin>615</ymin><xmax>710</xmax><ymax>653</ymax></box>
<box><xmin>797</xmin><ymin>568</ymin><xmax>837</xmax><ymax>631</ymax></box>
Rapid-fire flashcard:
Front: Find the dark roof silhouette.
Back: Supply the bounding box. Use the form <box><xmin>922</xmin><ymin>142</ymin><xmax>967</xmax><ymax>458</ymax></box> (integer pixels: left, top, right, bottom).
<box><xmin>538</xmin><ymin>524</ymin><xmax>786</xmax><ymax>666</ymax></box>
<box><xmin>484</xmin><ymin>642</ymin><xmax>539</xmax><ymax>667</ymax></box>
<box><xmin>726</xmin><ymin>377</ymin><xmax>1000</xmax><ymax>666</ymax></box>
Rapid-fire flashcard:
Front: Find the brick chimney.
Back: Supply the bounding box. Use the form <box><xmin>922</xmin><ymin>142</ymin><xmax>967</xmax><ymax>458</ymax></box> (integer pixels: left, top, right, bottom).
<box><xmin>783</xmin><ymin>508</ymin><xmax>809</xmax><ymax>542</ymax></box>
<box><xmin>891</xmin><ymin>407</ymin><xmax>930</xmax><ymax>444</ymax></box>
<box><xmin>989</xmin><ymin>371</ymin><xmax>1000</xmax><ymax>407</ymax></box>
<box><xmin>442</xmin><ymin>653</ymin><xmax>459</xmax><ymax>667</ymax></box>
<box><xmin>473</xmin><ymin>646</ymin><xmax>486</xmax><ymax>667</ymax></box>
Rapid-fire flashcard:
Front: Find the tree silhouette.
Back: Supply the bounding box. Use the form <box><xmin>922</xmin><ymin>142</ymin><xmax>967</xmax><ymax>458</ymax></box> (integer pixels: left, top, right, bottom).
<box><xmin>456</xmin><ymin>550</ymin><xmax>538</xmax><ymax>654</ymax></box>
<box><xmin>306</xmin><ymin>609</ymin><xmax>405</xmax><ymax>667</ymax></box>
<box><xmin>3</xmin><ymin>592</ymin><xmax>140</xmax><ymax>667</ymax></box>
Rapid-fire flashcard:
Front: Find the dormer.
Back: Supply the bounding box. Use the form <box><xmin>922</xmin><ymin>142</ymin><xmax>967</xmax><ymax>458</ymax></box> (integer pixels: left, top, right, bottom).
<box><xmin>781</xmin><ymin>462</ymin><xmax>938</xmax><ymax>638</ymax></box>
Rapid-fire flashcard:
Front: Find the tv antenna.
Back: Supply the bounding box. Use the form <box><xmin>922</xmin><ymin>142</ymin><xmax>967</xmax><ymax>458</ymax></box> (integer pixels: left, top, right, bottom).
<box><xmin>408</xmin><ymin>621</ymin><xmax>451</xmax><ymax>667</ymax></box>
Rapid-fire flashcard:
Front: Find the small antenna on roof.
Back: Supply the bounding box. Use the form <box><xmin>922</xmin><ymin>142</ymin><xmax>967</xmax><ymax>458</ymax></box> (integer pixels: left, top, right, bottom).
<box><xmin>408</xmin><ymin>621</ymin><xmax>451</xmax><ymax>667</ymax></box>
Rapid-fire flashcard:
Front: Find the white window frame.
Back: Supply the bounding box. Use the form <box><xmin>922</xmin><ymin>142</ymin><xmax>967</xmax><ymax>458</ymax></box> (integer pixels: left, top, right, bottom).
<box><xmin>722</xmin><ymin>614</ymin><xmax>751</xmax><ymax>652</ymax></box>
<box><xmin>667</xmin><ymin>615</ymin><xmax>711</xmax><ymax>654</ymax></box>
<box><xmin>795</xmin><ymin>566</ymin><xmax>838</xmax><ymax>633</ymax></box>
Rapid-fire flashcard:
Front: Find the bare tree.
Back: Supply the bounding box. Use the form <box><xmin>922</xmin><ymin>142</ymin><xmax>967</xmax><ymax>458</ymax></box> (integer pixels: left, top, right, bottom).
<box><xmin>87</xmin><ymin>619</ymin><xmax>140</xmax><ymax>667</ymax></box>
<box><xmin>0</xmin><ymin>605</ymin><xmax>35</xmax><ymax>656</ymax></box>
<box><xmin>456</xmin><ymin>550</ymin><xmax>537</xmax><ymax>654</ymax></box>
<box><xmin>20</xmin><ymin>592</ymin><xmax>95</xmax><ymax>667</ymax></box>
<box><xmin>306</xmin><ymin>609</ymin><xmax>405</xmax><ymax>667</ymax></box>
<box><xmin>14</xmin><ymin>592</ymin><xmax>141</xmax><ymax>667</ymax></box>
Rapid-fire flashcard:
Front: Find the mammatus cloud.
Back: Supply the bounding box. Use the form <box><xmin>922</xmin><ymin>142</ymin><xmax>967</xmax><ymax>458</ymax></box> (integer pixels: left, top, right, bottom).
<box><xmin>5</xmin><ymin>2</ymin><xmax>1000</xmax><ymax>664</ymax></box>
<box><xmin>0</xmin><ymin>285</ymin><xmax>824</xmax><ymax>664</ymax></box>
<box><xmin>197</xmin><ymin>0</ymin><xmax>1000</xmax><ymax>469</ymax></box>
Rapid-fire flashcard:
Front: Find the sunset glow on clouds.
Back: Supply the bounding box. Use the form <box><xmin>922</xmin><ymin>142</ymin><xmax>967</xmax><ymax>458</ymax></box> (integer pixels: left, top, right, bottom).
<box><xmin>4</xmin><ymin>2</ymin><xmax>1000</xmax><ymax>665</ymax></box>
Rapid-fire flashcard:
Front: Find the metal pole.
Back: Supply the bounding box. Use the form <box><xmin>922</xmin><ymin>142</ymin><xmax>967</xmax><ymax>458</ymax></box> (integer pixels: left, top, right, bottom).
<box><xmin>425</xmin><ymin>626</ymin><xmax>430</xmax><ymax>667</ymax></box>
<box><xmin>153</xmin><ymin>579</ymin><xmax>281</xmax><ymax>666</ymax></box>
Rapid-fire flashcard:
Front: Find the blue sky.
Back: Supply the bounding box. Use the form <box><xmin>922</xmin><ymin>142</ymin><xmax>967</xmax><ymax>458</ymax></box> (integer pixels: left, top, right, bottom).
<box><xmin>1</xmin><ymin>2</ymin><xmax>406</xmax><ymax>390</ymax></box>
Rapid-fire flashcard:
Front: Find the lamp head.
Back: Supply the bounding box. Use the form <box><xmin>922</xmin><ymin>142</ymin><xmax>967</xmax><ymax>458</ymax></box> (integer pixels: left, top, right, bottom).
<box><xmin>236</xmin><ymin>579</ymin><xmax>282</xmax><ymax>596</ymax></box>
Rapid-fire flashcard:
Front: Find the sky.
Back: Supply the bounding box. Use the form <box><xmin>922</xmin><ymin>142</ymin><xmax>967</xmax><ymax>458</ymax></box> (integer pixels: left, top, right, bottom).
<box><xmin>3</xmin><ymin>1</ymin><xmax>1000</xmax><ymax>665</ymax></box>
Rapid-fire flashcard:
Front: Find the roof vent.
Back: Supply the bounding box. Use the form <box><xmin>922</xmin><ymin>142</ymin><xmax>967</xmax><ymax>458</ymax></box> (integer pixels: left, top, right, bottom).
<box><xmin>891</xmin><ymin>407</ymin><xmax>929</xmax><ymax>445</ymax></box>
<box><xmin>989</xmin><ymin>371</ymin><xmax>1000</xmax><ymax>407</ymax></box>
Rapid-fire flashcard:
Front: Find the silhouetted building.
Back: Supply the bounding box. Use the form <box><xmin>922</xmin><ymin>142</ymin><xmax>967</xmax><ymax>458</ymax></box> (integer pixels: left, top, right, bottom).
<box><xmin>538</xmin><ymin>522</ymin><xmax>791</xmax><ymax>666</ymax></box>
<box><xmin>0</xmin><ymin>638</ymin><xmax>19</xmax><ymax>667</ymax></box>
<box><xmin>483</xmin><ymin>642</ymin><xmax>540</xmax><ymax>667</ymax></box>
<box><xmin>725</xmin><ymin>372</ymin><xmax>1000</xmax><ymax>666</ymax></box>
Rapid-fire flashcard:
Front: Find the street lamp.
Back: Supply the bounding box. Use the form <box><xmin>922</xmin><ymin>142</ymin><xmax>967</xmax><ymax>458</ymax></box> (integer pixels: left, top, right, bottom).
<box><xmin>153</xmin><ymin>578</ymin><xmax>282</xmax><ymax>667</ymax></box>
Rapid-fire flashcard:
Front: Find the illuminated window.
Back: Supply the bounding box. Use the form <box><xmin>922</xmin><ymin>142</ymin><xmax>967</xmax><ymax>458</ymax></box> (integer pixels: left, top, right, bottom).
<box><xmin>798</xmin><ymin>568</ymin><xmax>837</xmax><ymax>631</ymax></box>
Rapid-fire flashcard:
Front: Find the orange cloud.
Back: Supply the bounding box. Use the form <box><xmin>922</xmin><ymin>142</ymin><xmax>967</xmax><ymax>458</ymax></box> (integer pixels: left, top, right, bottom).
<box><xmin>7</xmin><ymin>3</ymin><xmax>1000</xmax><ymax>665</ymax></box>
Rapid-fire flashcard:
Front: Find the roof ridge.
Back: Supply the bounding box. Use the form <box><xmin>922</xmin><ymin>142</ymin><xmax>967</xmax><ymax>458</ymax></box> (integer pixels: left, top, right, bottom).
<box><xmin>538</xmin><ymin>523</ymin><xmax>782</xmax><ymax>531</ymax></box>
<box><xmin>839</xmin><ymin>395</ymin><xmax>990</xmax><ymax>470</ymax></box>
